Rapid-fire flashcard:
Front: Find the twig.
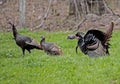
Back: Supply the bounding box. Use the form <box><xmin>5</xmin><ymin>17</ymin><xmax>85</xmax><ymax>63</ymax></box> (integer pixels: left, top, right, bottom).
<box><xmin>73</xmin><ymin>17</ymin><xmax>86</xmax><ymax>32</ymax></box>
<box><xmin>103</xmin><ymin>0</ymin><xmax>120</xmax><ymax>17</ymax></box>
<box><xmin>34</xmin><ymin>0</ymin><xmax>53</xmax><ymax>30</ymax></box>
<box><xmin>103</xmin><ymin>0</ymin><xmax>114</xmax><ymax>15</ymax></box>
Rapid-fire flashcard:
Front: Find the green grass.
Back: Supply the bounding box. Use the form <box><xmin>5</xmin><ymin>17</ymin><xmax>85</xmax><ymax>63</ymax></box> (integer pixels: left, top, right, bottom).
<box><xmin>0</xmin><ymin>30</ymin><xmax>120</xmax><ymax>84</ymax></box>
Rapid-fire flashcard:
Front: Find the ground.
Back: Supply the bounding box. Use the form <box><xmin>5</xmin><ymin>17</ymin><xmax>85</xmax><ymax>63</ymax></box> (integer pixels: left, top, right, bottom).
<box><xmin>0</xmin><ymin>30</ymin><xmax>120</xmax><ymax>84</ymax></box>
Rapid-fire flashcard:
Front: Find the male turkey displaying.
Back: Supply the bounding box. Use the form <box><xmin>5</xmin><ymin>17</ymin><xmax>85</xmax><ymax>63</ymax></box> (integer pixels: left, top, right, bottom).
<box><xmin>40</xmin><ymin>36</ymin><xmax>62</xmax><ymax>55</ymax></box>
<box><xmin>68</xmin><ymin>22</ymin><xmax>114</xmax><ymax>57</ymax></box>
<box><xmin>9</xmin><ymin>22</ymin><xmax>42</xmax><ymax>57</ymax></box>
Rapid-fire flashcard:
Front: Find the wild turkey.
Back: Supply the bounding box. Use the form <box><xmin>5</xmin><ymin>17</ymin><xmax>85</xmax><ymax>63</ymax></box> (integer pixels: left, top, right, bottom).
<box><xmin>68</xmin><ymin>22</ymin><xmax>114</xmax><ymax>57</ymax></box>
<box><xmin>40</xmin><ymin>36</ymin><xmax>62</xmax><ymax>55</ymax></box>
<box><xmin>9</xmin><ymin>22</ymin><xmax>42</xmax><ymax>57</ymax></box>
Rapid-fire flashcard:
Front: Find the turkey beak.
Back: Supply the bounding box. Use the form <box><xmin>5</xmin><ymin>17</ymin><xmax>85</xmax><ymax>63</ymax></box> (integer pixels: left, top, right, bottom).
<box><xmin>87</xmin><ymin>41</ymin><xmax>99</xmax><ymax>50</ymax></box>
<box><xmin>67</xmin><ymin>35</ymin><xmax>76</xmax><ymax>39</ymax></box>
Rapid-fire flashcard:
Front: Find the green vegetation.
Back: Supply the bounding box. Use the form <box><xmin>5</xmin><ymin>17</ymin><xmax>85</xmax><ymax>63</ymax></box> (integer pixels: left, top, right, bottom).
<box><xmin>0</xmin><ymin>30</ymin><xmax>120</xmax><ymax>84</ymax></box>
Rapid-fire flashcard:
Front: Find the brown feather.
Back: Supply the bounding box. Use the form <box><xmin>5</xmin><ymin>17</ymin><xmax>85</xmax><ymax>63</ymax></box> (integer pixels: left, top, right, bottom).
<box><xmin>104</xmin><ymin>22</ymin><xmax>114</xmax><ymax>45</ymax></box>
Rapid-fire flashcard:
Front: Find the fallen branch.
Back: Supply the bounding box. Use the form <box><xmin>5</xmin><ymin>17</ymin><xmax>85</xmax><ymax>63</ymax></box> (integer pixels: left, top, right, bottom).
<box><xmin>73</xmin><ymin>17</ymin><xmax>86</xmax><ymax>32</ymax></box>
<box><xmin>33</xmin><ymin>0</ymin><xmax>53</xmax><ymax>30</ymax></box>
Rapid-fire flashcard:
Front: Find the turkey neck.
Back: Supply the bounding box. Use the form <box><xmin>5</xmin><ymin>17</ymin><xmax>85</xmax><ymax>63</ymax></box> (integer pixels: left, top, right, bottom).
<box><xmin>12</xmin><ymin>25</ymin><xmax>18</xmax><ymax>39</ymax></box>
<box><xmin>40</xmin><ymin>38</ymin><xmax>45</xmax><ymax>46</ymax></box>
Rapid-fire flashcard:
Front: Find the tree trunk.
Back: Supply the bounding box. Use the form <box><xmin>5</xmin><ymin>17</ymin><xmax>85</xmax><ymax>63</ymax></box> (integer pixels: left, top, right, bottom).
<box><xmin>69</xmin><ymin>0</ymin><xmax>113</xmax><ymax>18</ymax></box>
<box><xmin>69</xmin><ymin>0</ymin><xmax>76</xmax><ymax>16</ymax></box>
<box><xmin>19</xmin><ymin>0</ymin><xmax>26</xmax><ymax>28</ymax></box>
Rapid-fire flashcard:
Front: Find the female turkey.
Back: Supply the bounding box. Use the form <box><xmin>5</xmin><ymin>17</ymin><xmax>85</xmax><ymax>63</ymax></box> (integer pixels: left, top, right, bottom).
<box><xmin>9</xmin><ymin>22</ymin><xmax>42</xmax><ymax>57</ymax></box>
<box><xmin>40</xmin><ymin>36</ymin><xmax>62</xmax><ymax>55</ymax></box>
